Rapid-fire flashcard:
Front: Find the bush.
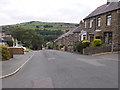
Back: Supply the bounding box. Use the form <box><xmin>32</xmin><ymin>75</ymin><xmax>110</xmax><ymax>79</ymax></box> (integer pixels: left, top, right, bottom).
<box><xmin>48</xmin><ymin>44</ymin><xmax>53</xmax><ymax>49</ymax></box>
<box><xmin>82</xmin><ymin>40</ymin><xmax>90</xmax><ymax>48</ymax></box>
<box><xmin>7</xmin><ymin>40</ymin><xmax>13</xmax><ymax>47</ymax></box>
<box><xmin>92</xmin><ymin>39</ymin><xmax>102</xmax><ymax>47</ymax></box>
<box><xmin>75</xmin><ymin>42</ymin><xmax>83</xmax><ymax>53</ymax></box>
<box><xmin>60</xmin><ymin>44</ymin><xmax>64</xmax><ymax>48</ymax></box>
<box><xmin>0</xmin><ymin>45</ymin><xmax>12</xmax><ymax>61</ymax></box>
<box><xmin>82</xmin><ymin>40</ymin><xmax>90</xmax><ymax>44</ymax></box>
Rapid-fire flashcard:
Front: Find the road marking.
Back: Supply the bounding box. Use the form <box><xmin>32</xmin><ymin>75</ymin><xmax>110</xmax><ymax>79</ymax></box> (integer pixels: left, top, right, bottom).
<box><xmin>77</xmin><ymin>58</ymin><xmax>105</xmax><ymax>66</ymax></box>
<box><xmin>48</xmin><ymin>58</ymin><xmax>56</xmax><ymax>60</ymax></box>
<box><xmin>0</xmin><ymin>52</ymin><xmax>35</xmax><ymax>79</ymax></box>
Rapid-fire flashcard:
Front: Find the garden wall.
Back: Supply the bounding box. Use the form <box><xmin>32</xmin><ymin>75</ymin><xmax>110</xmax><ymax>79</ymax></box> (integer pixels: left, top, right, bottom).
<box><xmin>8</xmin><ymin>47</ymin><xmax>24</xmax><ymax>55</ymax></box>
<box><xmin>83</xmin><ymin>46</ymin><xmax>112</xmax><ymax>55</ymax></box>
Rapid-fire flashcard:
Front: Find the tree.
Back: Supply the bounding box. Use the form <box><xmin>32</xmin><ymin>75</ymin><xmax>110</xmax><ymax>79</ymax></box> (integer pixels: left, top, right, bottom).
<box><xmin>11</xmin><ymin>28</ymin><xmax>44</xmax><ymax>50</ymax></box>
<box><xmin>7</xmin><ymin>40</ymin><xmax>13</xmax><ymax>47</ymax></box>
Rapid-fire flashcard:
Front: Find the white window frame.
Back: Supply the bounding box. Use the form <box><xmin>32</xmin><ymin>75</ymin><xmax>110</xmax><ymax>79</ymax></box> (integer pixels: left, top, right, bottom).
<box><xmin>107</xmin><ymin>15</ymin><xmax>111</xmax><ymax>26</ymax></box>
<box><xmin>81</xmin><ymin>32</ymin><xmax>87</xmax><ymax>41</ymax></box>
<box><xmin>83</xmin><ymin>35</ymin><xmax>86</xmax><ymax>40</ymax></box>
<box><xmin>90</xmin><ymin>19</ymin><xmax>93</xmax><ymax>28</ymax></box>
<box><xmin>97</xmin><ymin>17</ymin><xmax>101</xmax><ymax>26</ymax></box>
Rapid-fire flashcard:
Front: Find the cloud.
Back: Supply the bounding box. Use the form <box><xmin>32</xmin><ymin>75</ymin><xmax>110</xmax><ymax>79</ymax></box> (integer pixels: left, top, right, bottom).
<box><xmin>0</xmin><ymin>0</ymin><xmax>106</xmax><ymax>25</ymax></box>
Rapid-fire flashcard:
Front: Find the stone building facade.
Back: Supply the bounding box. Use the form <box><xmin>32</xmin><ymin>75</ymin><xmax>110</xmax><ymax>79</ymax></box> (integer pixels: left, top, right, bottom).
<box><xmin>54</xmin><ymin>0</ymin><xmax>120</xmax><ymax>52</ymax></box>
<box><xmin>83</xmin><ymin>1</ymin><xmax>120</xmax><ymax>46</ymax></box>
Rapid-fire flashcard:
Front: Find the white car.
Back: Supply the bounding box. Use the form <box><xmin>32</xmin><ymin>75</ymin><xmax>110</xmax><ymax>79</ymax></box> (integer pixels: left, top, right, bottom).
<box><xmin>14</xmin><ymin>45</ymin><xmax>26</xmax><ymax>50</ymax></box>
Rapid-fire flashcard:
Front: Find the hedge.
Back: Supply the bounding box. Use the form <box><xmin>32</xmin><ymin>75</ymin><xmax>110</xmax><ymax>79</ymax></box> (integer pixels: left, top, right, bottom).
<box><xmin>0</xmin><ymin>45</ymin><xmax>12</xmax><ymax>61</ymax></box>
<box><xmin>92</xmin><ymin>39</ymin><xmax>102</xmax><ymax>47</ymax></box>
<box><xmin>82</xmin><ymin>40</ymin><xmax>90</xmax><ymax>48</ymax></box>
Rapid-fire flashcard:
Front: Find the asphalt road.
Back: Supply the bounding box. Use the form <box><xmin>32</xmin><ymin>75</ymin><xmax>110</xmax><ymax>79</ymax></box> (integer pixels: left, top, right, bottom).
<box><xmin>2</xmin><ymin>50</ymin><xmax>118</xmax><ymax>88</ymax></box>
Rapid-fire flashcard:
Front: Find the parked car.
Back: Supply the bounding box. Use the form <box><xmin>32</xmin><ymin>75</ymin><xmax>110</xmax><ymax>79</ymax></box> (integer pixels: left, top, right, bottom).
<box><xmin>14</xmin><ymin>45</ymin><xmax>26</xmax><ymax>50</ymax></box>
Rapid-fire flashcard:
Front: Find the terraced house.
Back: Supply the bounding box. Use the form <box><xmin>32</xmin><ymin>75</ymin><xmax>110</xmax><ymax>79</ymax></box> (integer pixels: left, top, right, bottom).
<box><xmin>54</xmin><ymin>0</ymin><xmax>120</xmax><ymax>52</ymax></box>
<box><xmin>83</xmin><ymin>0</ymin><xmax>120</xmax><ymax>47</ymax></box>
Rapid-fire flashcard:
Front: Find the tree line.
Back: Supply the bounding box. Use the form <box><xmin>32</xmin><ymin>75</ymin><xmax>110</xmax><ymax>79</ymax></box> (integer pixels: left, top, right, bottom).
<box><xmin>11</xmin><ymin>28</ymin><xmax>43</xmax><ymax>50</ymax></box>
<box><xmin>9</xmin><ymin>28</ymin><xmax>64</xmax><ymax>50</ymax></box>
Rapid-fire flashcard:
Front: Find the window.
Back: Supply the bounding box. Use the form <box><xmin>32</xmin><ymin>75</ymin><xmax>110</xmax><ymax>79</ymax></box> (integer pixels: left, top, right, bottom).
<box><xmin>97</xmin><ymin>17</ymin><xmax>101</xmax><ymax>26</ymax></box>
<box><xmin>96</xmin><ymin>36</ymin><xmax>102</xmax><ymax>39</ymax></box>
<box><xmin>107</xmin><ymin>15</ymin><xmax>111</xmax><ymax>26</ymax></box>
<box><xmin>90</xmin><ymin>19</ymin><xmax>93</xmax><ymax>28</ymax></box>
<box><xmin>83</xmin><ymin>35</ymin><xmax>86</xmax><ymax>40</ymax></box>
<box><xmin>104</xmin><ymin>32</ymin><xmax>112</xmax><ymax>44</ymax></box>
<box><xmin>81</xmin><ymin>34</ymin><xmax>87</xmax><ymax>41</ymax></box>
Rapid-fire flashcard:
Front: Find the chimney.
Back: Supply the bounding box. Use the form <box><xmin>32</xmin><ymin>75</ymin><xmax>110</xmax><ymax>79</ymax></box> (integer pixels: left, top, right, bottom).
<box><xmin>107</xmin><ymin>0</ymin><xmax>118</xmax><ymax>4</ymax></box>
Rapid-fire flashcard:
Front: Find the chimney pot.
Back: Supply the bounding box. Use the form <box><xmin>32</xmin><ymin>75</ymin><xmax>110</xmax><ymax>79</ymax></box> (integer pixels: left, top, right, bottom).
<box><xmin>107</xmin><ymin>0</ymin><xmax>118</xmax><ymax>4</ymax></box>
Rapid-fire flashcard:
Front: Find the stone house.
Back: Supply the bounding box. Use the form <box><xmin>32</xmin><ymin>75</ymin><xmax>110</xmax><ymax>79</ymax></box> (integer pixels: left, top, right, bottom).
<box><xmin>72</xmin><ymin>20</ymin><xmax>86</xmax><ymax>42</ymax></box>
<box><xmin>83</xmin><ymin>0</ymin><xmax>120</xmax><ymax>47</ymax></box>
<box><xmin>54</xmin><ymin>0</ymin><xmax>120</xmax><ymax>52</ymax></box>
<box><xmin>0</xmin><ymin>27</ymin><xmax>18</xmax><ymax>46</ymax></box>
<box><xmin>54</xmin><ymin>29</ymin><xmax>75</xmax><ymax>51</ymax></box>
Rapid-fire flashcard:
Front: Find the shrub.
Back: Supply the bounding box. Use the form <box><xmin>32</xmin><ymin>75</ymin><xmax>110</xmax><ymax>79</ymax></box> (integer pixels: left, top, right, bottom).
<box><xmin>0</xmin><ymin>45</ymin><xmax>12</xmax><ymax>61</ymax></box>
<box><xmin>92</xmin><ymin>39</ymin><xmax>102</xmax><ymax>47</ymax></box>
<box><xmin>75</xmin><ymin>42</ymin><xmax>83</xmax><ymax>53</ymax></box>
<box><xmin>48</xmin><ymin>44</ymin><xmax>53</xmax><ymax>49</ymax></box>
<box><xmin>82</xmin><ymin>40</ymin><xmax>90</xmax><ymax>44</ymax></box>
<box><xmin>82</xmin><ymin>40</ymin><xmax>90</xmax><ymax>48</ymax></box>
<box><xmin>59</xmin><ymin>44</ymin><xmax>64</xmax><ymax>49</ymax></box>
<box><xmin>7</xmin><ymin>40</ymin><xmax>13</xmax><ymax>47</ymax></box>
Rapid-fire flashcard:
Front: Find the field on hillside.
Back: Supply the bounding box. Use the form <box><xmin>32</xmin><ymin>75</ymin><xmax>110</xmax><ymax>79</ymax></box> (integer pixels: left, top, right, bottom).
<box><xmin>2</xmin><ymin>21</ymin><xmax>79</xmax><ymax>43</ymax></box>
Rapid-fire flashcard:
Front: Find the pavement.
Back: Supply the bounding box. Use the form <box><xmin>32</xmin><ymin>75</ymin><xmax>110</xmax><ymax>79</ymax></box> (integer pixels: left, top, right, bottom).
<box><xmin>0</xmin><ymin>51</ymin><xmax>35</xmax><ymax>78</ymax></box>
<box><xmin>1</xmin><ymin>50</ymin><xmax>118</xmax><ymax>88</ymax></box>
<box><xmin>93</xmin><ymin>52</ymin><xmax>119</xmax><ymax>61</ymax></box>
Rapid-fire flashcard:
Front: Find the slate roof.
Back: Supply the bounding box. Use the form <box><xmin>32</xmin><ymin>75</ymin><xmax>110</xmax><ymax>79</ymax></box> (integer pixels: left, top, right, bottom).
<box><xmin>84</xmin><ymin>2</ymin><xmax>120</xmax><ymax>19</ymax></box>
<box><xmin>2</xmin><ymin>37</ymin><xmax>13</xmax><ymax>41</ymax></box>
<box><xmin>73</xmin><ymin>26</ymin><xmax>82</xmax><ymax>33</ymax></box>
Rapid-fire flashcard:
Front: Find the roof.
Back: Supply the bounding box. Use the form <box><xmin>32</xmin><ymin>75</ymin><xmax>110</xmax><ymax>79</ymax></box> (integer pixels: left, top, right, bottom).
<box><xmin>55</xmin><ymin>29</ymin><xmax>75</xmax><ymax>41</ymax></box>
<box><xmin>73</xmin><ymin>26</ymin><xmax>82</xmax><ymax>33</ymax></box>
<box><xmin>2</xmin><ymin>37</ymin><xmax>13</xmax><ymax>41</ymax></box>
<box><xmin>84</xmin><ymin>2</ymin><xmax>120</xmax><ymax>19</ymax></box>
<box><xmin>66</xmin><ymin>30</ymin><xmax>74</xmax><ymax>36</ymax></box>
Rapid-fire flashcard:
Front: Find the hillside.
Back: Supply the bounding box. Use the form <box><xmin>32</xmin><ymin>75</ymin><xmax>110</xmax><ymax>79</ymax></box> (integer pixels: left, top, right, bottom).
<box><xmin>2</xmin><ymin>21</ymin><xmax>79</xmax><ymax>43</ymax></box>
<box><xmin>3</xmin><ymin>21</ymin><xmax>79</xmax><ymax>31</ymax></box>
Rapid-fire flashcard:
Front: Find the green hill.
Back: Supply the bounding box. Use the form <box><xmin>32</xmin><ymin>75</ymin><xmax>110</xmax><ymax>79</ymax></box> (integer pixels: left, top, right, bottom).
<box><xmin>2</xmin><ymin>21</ymin><xmax>79</xmax><ymax>43</ymax></box>
<box><xmin>3</xmin><ymin>21</ymin><xmax>79</xmax><ymax>31</ymax></box>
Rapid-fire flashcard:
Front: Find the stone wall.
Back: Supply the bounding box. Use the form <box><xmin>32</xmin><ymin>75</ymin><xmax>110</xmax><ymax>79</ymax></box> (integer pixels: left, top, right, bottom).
<box><xmin>83</xmin><ymin>46</ymin><xmax>112</xmax><ymax>55</ymax></box>
<box><xmin>9</xmin><ymin>47</ymin><xmax>24</xmax><ymax>55</ymax></box>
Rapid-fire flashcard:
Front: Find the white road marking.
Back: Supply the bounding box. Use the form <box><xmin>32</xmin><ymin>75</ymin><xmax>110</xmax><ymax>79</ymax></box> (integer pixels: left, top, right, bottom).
<box><xmin>77</xmin><ymin>58</ymin><xmax>105</xmax><ymax>66</ymax></box>
<box><xmin>48</xmin><ymin>58</ymin><xmax>56</xmax><ymax>60</ymax></box>
<box><xmin>0</xmin><ymin>52</ymin><xmax>35</xmax><ymax>79</ymax></box>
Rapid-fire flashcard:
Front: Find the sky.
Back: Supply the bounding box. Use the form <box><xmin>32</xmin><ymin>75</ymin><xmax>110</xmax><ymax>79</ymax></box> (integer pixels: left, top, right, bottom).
<box><xmin>0</xmin><ymin>0</ymin><xmax>107</xmax><ymax>25</ymax></box>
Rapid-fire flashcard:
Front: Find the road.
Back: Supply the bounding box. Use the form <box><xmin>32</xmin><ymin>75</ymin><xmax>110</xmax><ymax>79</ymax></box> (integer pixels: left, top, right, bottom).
<box><xmin>2</xmin><ymin>50</ymin><xmax>118</xmax><ymax>88</ymax></box>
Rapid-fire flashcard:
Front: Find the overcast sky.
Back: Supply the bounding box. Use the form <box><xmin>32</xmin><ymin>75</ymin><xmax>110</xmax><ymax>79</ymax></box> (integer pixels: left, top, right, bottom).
<box><xmin>0</xmin><ymin>0</ymin><xmax>107</xmax><ymax>25</ymax></box>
